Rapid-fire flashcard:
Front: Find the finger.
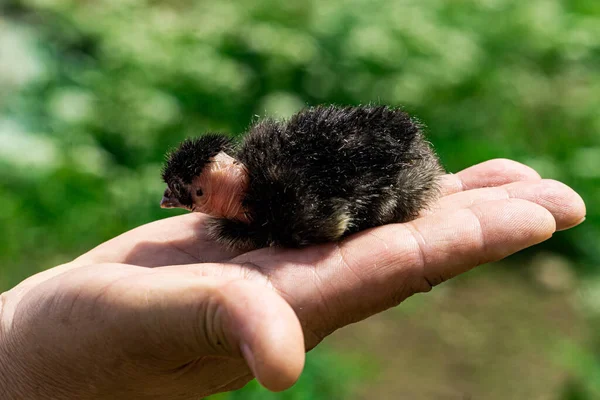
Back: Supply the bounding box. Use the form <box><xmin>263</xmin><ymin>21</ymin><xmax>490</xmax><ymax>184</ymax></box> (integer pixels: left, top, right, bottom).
<box><xmin>431</xmin><ymin>179</ymin><xmax>586</xmax><ymax>231</ymax></box>
<box><xmin>238</xmin><ymin>198</ymin><xmax>558</xmax><ymax>347</ymax></box>
<box><xmin>14</xmin><ymin>213</ymin><xmax>236</xmax><ymax>293</ymax></box>
<box><xmin>401</xmin><ymin>199</ymin><xmax>555</xmax><ymax>287</ymax></box>
<box><xmin>439</xmin><ymin>158</ymin><xmax>542</xmax><ymax>196</ymax></box>
<box><xmin>347</xmin><ymin>199</ymin><xmax>554</xmax><ymax>335</ymax></box>
<box><xmin>225</xmin><ymin>280</ymin><xmax>305</xmax><ymax>392</ymax></box>
<box><xmin>58</xmin><ymin>266</ymin><xmax>305</xmax><ymax>393</ymax></box>
<box><xmin>346</xmin><ymin>198</ymin><xmax>555</xmax><ymax>302</ymax></box>
<box><xmin>134</xmin><ymin>272</ymin><xmax>304</xmax><ymax>392</ymax></box>
<box><xmin>73</xmin><ymin>213</ymin><xmax>244</xmax><ymax>268</ymax></box>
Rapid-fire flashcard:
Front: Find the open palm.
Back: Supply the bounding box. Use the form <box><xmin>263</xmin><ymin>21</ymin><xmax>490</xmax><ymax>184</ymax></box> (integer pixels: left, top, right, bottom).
<box><xmin>0</xmin><ymin>159</ymin><xmax>585</xmax><ymax>399</ymax></box>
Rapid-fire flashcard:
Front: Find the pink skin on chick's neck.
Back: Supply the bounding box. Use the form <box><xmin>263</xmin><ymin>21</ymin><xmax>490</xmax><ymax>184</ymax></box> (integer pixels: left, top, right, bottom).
<box><xmin>192</xmin><ymin>152</ymin><xmax>250</xmax><ymax>223</ymax></box>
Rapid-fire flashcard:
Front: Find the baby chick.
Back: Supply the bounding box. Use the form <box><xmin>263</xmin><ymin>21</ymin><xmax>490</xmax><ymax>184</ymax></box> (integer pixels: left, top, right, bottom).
<box><xmin>161</xmin><ymin>105</ymin><xmax>444</xmax><ymax>250</ymax></box>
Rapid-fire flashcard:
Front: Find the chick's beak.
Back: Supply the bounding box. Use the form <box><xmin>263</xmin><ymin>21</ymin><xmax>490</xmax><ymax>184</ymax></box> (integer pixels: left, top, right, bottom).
<box><xmin>160</xmin><ymin>194</ymin><xmax>181</xmax><ymax>209</ymax></box>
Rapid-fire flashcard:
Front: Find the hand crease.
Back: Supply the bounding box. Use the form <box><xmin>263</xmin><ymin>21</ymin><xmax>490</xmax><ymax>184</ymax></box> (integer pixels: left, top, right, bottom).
<box><xmin>336</xmin><ymin>243</ymin><xmax>365</xmax><ymax>287</ymax></box>
<box><xmin>89</xmin><ymin>271</ymin><xmax>146</xmax><ymax>313</ymax></box>
<box><xmin>364</xmin><ymin>231</ymin><xmax>390</xmax><ymax>251</ymax></box>
<box><xmin>307</xmin><ymin>269</ymin><xmax>337</xmax><ymax>333</ymax></box>
<box><xmin>440</xmin><ymin>173</ymin><xmax>465</xmax><ymax>196</ymax></box>
<box><xmin>466</xmin><ymin>208</ymin><xmax>488</xmax><ymax>266</ymax></box>
<box><xmin>240</xmin><ymin>262</ymin><xmax>274</xmax><ymax>290</ymax></box>
<box><xmin>404</xmin><ymin>222</ymin><xmax>433</xmax><ymax>291</ymax></box>
<box><xmin>167</xmin><ymin>241</ymin><xmax>203</xmax><ymax>263</ymax></box>
<box><xmin>201</xmin><ymin>371</ymin><xmax>254</xmax><ymax>397</ymax></box>
<box><xmin>455</xmin><ymin>174</ymin><xmax>465</xmax><ymax>192</ymax></box>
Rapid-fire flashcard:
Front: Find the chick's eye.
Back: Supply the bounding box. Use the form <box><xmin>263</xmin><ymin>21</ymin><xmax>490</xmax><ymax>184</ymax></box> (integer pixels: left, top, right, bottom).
<box><xmin>171</xmin><ymin>183</ymin><xmax>181</xmax><ymax>195</ymax></box>
<box><xmin>196</xmin><ymin>188</ymin><xmax>203</xmax><ymax>197</ymax></box>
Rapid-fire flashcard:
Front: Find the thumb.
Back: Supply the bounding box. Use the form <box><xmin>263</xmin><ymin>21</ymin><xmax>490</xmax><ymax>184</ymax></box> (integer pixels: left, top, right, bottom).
<box><xmin>118</xmin><ymin>268</ymin><xmax>305</xmax><ymax>392</ymax></box>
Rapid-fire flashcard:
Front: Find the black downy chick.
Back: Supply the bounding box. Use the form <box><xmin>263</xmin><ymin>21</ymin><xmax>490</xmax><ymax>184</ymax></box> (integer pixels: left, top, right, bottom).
<box><xmin>161</xmin><ymin>105</ymin><xmax>445</xmax><ymax>250</ymax></box>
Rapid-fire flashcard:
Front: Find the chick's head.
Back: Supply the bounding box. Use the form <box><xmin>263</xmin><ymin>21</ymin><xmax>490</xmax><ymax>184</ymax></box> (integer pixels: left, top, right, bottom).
<box><xmin>161</xmin><ymin>134</ymin><xmax>249</xmax><ymax>221</ymax></box>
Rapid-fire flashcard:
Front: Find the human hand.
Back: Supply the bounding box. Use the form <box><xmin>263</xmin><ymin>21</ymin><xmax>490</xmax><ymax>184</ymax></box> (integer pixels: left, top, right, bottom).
<box><xmin>0</xmin><ymin>159</ymin><xmax>585</xmax><ymax>399</ymax></box>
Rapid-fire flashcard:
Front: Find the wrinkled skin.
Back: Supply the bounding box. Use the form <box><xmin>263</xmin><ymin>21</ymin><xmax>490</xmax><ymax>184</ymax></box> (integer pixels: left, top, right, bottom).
<box><xmin>0</xmin><ymin>159</ymin><xmax>586</xmax><ymax>399</ymax></box>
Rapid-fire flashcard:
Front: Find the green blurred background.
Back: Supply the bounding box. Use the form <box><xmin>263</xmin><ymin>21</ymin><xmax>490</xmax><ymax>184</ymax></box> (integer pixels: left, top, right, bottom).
<box><xmin>1</xmin><ymin>0</ymin><xmax>599</xmax><ymax>398</ymax></box>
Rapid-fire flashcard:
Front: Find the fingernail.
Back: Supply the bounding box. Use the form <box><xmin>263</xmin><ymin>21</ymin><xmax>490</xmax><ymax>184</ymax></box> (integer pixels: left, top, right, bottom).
<box><xmin>240</xmin><ymin>342</ymin><xmax>258</xmax><ymax>377</ymax></box>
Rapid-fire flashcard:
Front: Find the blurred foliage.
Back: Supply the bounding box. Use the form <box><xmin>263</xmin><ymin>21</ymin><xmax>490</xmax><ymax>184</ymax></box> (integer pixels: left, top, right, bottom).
<box><xmin>1</xmin><ymin>0</ymin><xmax>599</xmax><ymax>398</ymax></box>
<box><xmin>211</xmin><ymin>350</ymin><xmax>372</xmax><ymax>400</ymax></box>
